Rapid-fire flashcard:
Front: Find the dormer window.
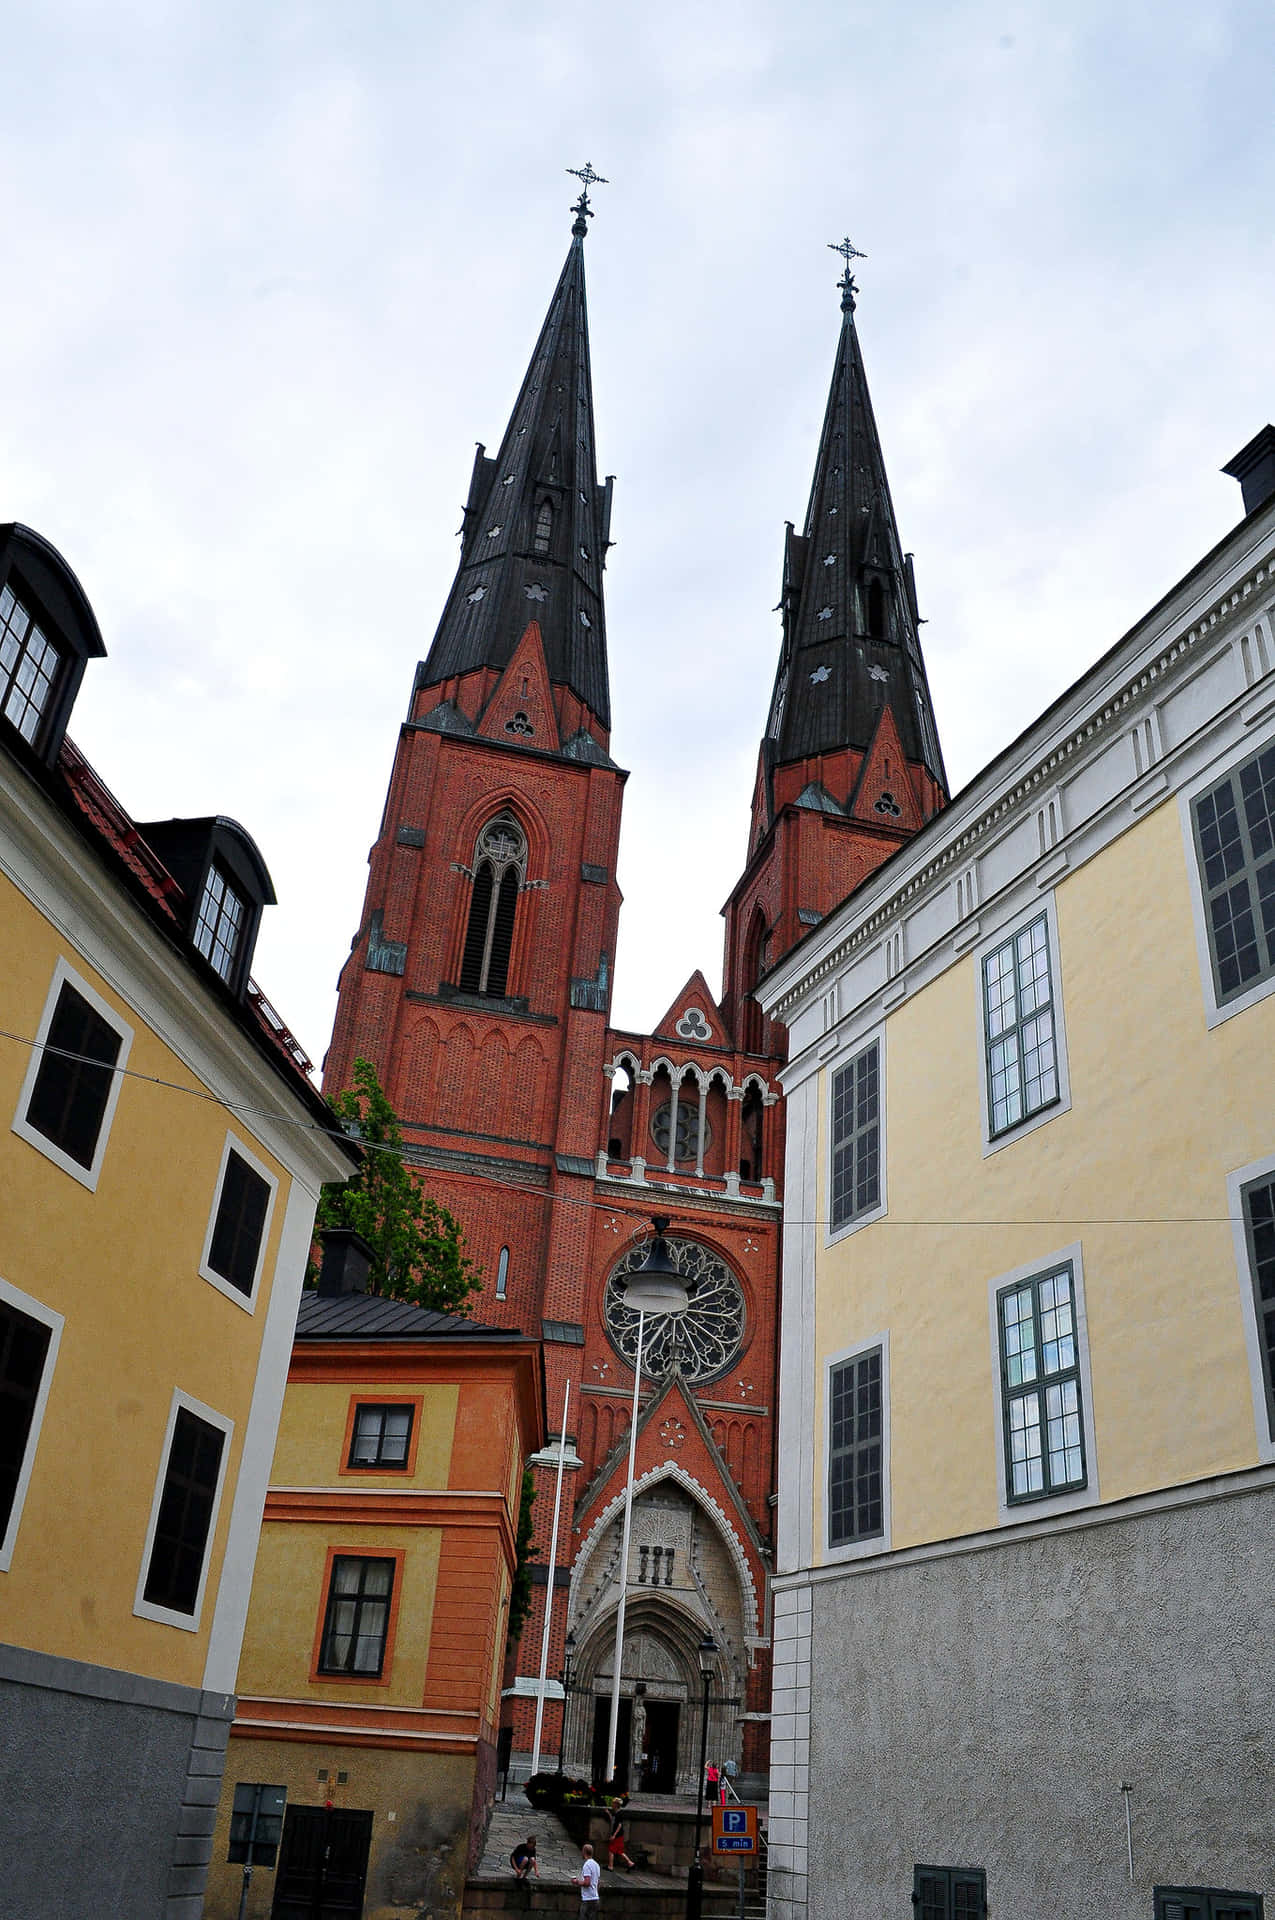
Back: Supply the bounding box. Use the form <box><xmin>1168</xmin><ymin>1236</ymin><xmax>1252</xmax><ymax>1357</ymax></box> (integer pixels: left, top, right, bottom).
<box><xmin>194</xmin><ymin>866</ymin><xmax>246</xmax><ymax>985</ymax></box>
<box><xmin>533</xmin><ymin>501</ymin><xmax>553</xmax><ymax>555</ymax></box>
<box><xmin>1</xmin><ymin>584</ymin><xmax>62</xmax><ymax>746</ymax></box>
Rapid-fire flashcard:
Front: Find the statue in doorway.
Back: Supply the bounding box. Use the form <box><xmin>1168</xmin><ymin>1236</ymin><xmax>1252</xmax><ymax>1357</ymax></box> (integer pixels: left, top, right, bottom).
<box><xmin>630</xmin><ymin>1693</ymin><xmax>646</xmax><ymax>1775</ymax></box>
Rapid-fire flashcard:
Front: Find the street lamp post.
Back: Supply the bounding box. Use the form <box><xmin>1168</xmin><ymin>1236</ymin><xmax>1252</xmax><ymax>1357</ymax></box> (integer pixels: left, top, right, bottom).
<box><xmin>686</xmin><ymin>1634</ymin><xmax>718</xmax><ymax>1920</ymax></box>
<box><xmin>557</xmin><ymin>1631</ymin><xmax>577</xmax><ymax>1778</ymax></box>
<box><xmin>604</xmin><ymin>1217</ymin><xmax>689</xmax><ymax>1787</ymax></box>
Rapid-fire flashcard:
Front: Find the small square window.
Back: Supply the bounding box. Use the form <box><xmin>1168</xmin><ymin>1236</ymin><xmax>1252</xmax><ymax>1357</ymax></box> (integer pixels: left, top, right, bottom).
<box><xmin>0</xmin><ymin>1284</ymin><xmax>63</xmax><ymax>1568</ymax></box>
<box><xmin>348</xmin><ymin>1404</ymin><xmax>414</xmax><ymax>1470</ymax></box>
<box><xmin>13</xmin><ymin>966</ymin><xmax>132</xmax><ymax>1189</ymax></box>
<box><xmin>829</xmin><ymin>1040</ymin><xmax>881</xmax><ymax>1233</ymax></box>
<box><xmin>318</xmin><ymin>1555</ymin><xmax>396</xmax><ymax>1676</ymax></box>
<box><xmin>194</xmin><ymin>866</ymin><xmax>246</xmax><ymax>985</ymax></box>
<box><xmin>139</xmin><ymin>1400</ymin><xmax>230</xmax><ymax>1624</ymax></box>
<box><xmin>0</xmin><ymin>583</ymin><xmax>62</xmax><ymax>746</ymax></box>
<box><xmin>204</xmin><ymin>1145</ymin><xmax>273</xmax><ymax>1300</ymax></box>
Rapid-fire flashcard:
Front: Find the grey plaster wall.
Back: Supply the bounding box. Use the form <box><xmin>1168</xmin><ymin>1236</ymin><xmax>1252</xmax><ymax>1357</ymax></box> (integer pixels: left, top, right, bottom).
<box><xmin>0</xmin><ymin>1641</ymin><xmax>232</xmax><ymax>1919</ymax></box>
<box><xmin>806</xmin><ymin>1482</ymin><xmax>1275</xmax><ymax>1920</ymax></box>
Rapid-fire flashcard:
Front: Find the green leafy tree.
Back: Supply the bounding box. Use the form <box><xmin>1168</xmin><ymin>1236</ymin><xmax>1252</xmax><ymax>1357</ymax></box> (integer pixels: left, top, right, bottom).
<box><xmin>315</xmin><ymin>1058</ymin><xmax>480</xmax><ymax>1312</ymax></box>
<box><xmin>507</xmin><ymin>1466</ymin><xmax>538</xmax><ymax>1648</ymax></box>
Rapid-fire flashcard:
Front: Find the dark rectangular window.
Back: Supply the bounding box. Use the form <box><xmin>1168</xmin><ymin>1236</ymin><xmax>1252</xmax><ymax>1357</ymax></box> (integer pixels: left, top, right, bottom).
<box><xmin>318</xmin><ymin>1556</ymin><xmax>395</xmax><ymax>1676</ymax></box>
<box><xmin>1193</xmin><ymin>743</ymin><xmax>1275</xmax><ymax>1005</ymax></box>
<box><xmin>913</xmin><ymin>1865</ymin><xmax>987</xmax><ymax>1918</ymax></box>
<box><xmin>998</xmin><ymin>1265</ymin><xmax>1086</xmax><ymax>1503</ymax></box>
<box><xmin>348</xmin><ymin>1404</ymin><xmax>414</xmax><ymax>1469</ymax></box>
<box><xmin>194</xmin><ymin>866</ymin><xmax>246</xmax><ymax>985</ymax></box>
<box><xmin>25</xmin><ymin>981</ymin><xmax>123</xmax><ymax>1170</ymax></box>
<box><xmin>143</xmin><ymin>1407</ymin><xmax>226</xmax><ymax>1615</ymax></box>
<box><xmin>1242</xmin><ymin>1171</ymin><xmax>1275</xmax><ymax>1437</ymax></box>
<box><xmin>0</xmin><ymin>1301</ymin><xmax>53</xmax><ymax>1544</ymax></box>
<box><xmin>1154</xmin><ymin>1888</ymin><xmax>1263</xmax><ymax>1919</ymax></box>
<box><xmin>830</xmin><ymin>1042</ymin><xmax>880</xmax><ymax>1231</ymax></box>
<box><xmin>207</xmin><ymin>1150</ymin><xmax>271</xmax><ymax>1296</ymax></box>
<box><xmin>983</xmin><ymin>914</ymin><xmax>1058</xmax><ymax>1135</ymax></box>
<box><xmin>828</xmin><ymin>1348</ymin><xmax>883</xmax><ymax>1546</ymax></box>
<box><xmin>0</xmin><ymin>583</ymin><xmax>62</xmax><ymax>745</ymax></box>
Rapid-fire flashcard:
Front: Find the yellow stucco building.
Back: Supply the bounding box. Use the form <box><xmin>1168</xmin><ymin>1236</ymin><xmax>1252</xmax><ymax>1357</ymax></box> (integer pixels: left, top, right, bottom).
<box><xmin>759</xmin><ymin>432</ymin><xmax>1275</xmax><ymax>1920</ymax></box>
<box><xmin>0</xmin><ymin>524</ymin><xmax>357</xmax><ymax>1918</ymax></box>
<box><xmin>201</xmin><ymin>1232</ymin><xmax>543</xmax><ymax>1920</ymax></box>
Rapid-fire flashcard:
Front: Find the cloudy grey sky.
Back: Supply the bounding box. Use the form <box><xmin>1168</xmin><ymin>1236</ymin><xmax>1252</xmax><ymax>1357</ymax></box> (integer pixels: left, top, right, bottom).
<box><xmin>4</xmin><ymin>0</ymin><xmax>1272</xmax><ymax>1065</ymax></box>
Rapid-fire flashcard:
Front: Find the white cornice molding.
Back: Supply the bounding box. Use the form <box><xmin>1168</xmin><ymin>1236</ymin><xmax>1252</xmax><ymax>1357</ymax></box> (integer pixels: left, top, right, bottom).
<box><xmin>763</xmin><ymin>518</ymin><xmax>1275</xmax><ymax>1042</ymax></box>
<box><xmin>0</xmin><ymin>758</ymin><xmax>350</xmax><ymax>1188</ymax></box>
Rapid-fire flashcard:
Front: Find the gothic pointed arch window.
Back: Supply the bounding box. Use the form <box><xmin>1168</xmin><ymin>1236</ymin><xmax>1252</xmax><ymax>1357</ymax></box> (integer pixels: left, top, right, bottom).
<box><xmin>741</xmin><ymin>908</ymin><xmax>770</xmax><ymax>1054</ymax></box>
<box><xmin>459</xmin><ymin>813</ymin><xmax>526</xmax><ymax>997</ymax></box>
<box><xmin>533</xmin><ymin>500</ymin><xmax>553</xmax><ymax>556</ymax></box>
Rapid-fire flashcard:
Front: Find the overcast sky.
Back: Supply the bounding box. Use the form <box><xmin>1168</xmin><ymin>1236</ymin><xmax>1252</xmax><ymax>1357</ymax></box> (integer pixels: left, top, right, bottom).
<box><xmin>4</xmin><ymin>0</ymin><xmax>1272</xmax><ymax>1067</ymax></box>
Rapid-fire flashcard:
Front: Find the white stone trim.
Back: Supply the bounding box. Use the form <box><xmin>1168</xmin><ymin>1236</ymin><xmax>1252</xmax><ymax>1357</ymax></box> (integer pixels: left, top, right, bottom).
<box><xmin>777</xmin><ymin>1071</ymin><xmax>818</xmax><ymax>1577</ymax></box>
<box><xmin>766</xmin><ymin>1579</ymin><xmax>812</xmax><ymax>1920</ymax></box>
<box><xmin>0</xmin><ymin>1273</ymin><xmax>64</xmax><ymax>1573</ymax></box>
<box><xmin>134</xmin><ymin>1386</ymin><xmax>234</xmax><ymax>1634</ymax></box>
<box><xmin>1227</xmin><ymin>1146</ymin><xmax>1275</xmax><ymax>1466</ymax></box>
<box><xmin>197</xmin><ymin>1128</ymin><xmax>279</xmax><ymax>1313</ymax></box>
<box><xmin>10</xmin><ymin>955</ymin><xmax>134</xmax><ymax>1192</ymax></box>
<box><xmin>569</xmin><ymin>1460</ymin><xmax>759</xmax><ymax>1638</ymax></box>
<box><xmin>986</xmin><ymin>1241</ymin><xmax>1100</xmax><ymax>1525</ymax></box>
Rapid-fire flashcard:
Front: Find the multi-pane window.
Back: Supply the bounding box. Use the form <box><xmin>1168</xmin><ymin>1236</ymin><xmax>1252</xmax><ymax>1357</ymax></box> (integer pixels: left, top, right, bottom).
<box><xmin>997</xmin><ymin>1265</ymin><xmax>1086</xmax><ymax>1503</ymax></box>
<box><xmin>1193</xmin><ymin>742</ymin><xmax>1275</xmax><ymax>1005</ymax></box>
<box><xmin>828</xmin><ymin>1347</ymin><xmax>883</xmax><ymax>1547</ymax></box>
<box><xmin>194</xmin><ymin>866</ymin><xmax>246</xmax><ymax>985</ymax></box>
<box><xmin>0</xmin><ymin>1300</ymin><xmax>54</xmax><ymax>1546</ymax></box>
<box><xmin>982</xmin><ymin>916</ymin><xmax>1058</xmax><ymax>1136</ymax></box>
<box><xmin>348</xmin><ymin>1404</ymin><xmax>414</xmax><ymax>1469</ymax></box>
<box><xmin>207</xmin><ymin>1149</ymin><xmax>272</xmax><ymax>1297</ymax></box>
<box><xmin>532</xmin><ymin>500</ymin><xmax>553</xmax><ymax>554</ymax></box>
<box><xmin>1154</xmin><ymin>1888</ymin><xmax>1263</xmax><ymax>1920</ymax></box>
<box><xmin>24</xmin><ymin>981</ymin><xmax>123</xmax><ymax>1172</ymax></box>
<box><xmin>913</xmin><ymin>1866</ymin><xmax>987</xmax><ymax>1918</ymax></box>
<box><xmin>142</xmin><ymin>1407</ymin><xmax>227</xmax><ymax>1616</ymax></box>
<box><xmin>318</xmin><ymin>1556</ymin><xmax>395</xmax><ymax>1676</ymax></box>
<box><xmin>1242</xmin><ymin>1172</ymin><xmax>1275</xmax><ymax>1437</ymax></box>
<box><xmin>0</xmin><ymin>583</ymin><xmax>61</xmax><ymax>745</ymax></box>
<box><xmin>829</xmin><ymin>1042</ymin><xmax>880</xmax><ymax>1232</ymax></box>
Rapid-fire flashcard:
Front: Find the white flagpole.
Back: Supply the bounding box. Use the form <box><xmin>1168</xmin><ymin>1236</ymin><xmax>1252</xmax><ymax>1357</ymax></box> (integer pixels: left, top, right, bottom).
<box><xmin>606</xmin><ymin>1309</ymin><xmax>645</xmax><ymax>1784</ymax></box>
<box><xmin>530</xmin><ymin>1376</ymin><xmax>572</xmax><ymax>1777</ymax></box>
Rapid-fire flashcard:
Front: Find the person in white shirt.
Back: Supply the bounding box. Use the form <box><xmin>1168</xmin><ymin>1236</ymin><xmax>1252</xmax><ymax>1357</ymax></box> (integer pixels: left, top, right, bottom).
<box><xmin>573</xmin><ymin>1842</ymin><xmax>601</xmax><ymax>1905</ymax></box>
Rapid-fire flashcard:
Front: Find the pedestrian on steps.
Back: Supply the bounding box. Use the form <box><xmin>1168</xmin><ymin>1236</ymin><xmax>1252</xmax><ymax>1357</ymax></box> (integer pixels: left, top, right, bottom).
<box><xmin>573</xmin><ymin>1841</ymin><xmax>601</xmax><ymax>1908</ymax></box>
<box><xmin>606</xmin><ymin>1800</ymin><xmax>635</xmax><ymax>1872</ymax></box>
<box><xmin>510</xmin><ymin>1836</ymin><xmax>539</xmax><ymax>1882</ymax></box>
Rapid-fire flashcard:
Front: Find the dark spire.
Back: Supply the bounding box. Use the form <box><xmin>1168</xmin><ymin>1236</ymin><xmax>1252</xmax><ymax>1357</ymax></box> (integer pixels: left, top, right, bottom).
<box><xmin>415</xmin><ymin>176</ymin><xmax>614</xmax><ymax>729</ymax></box>
<box><xmin>764</xmin><ymin>247</ymin><xmax>947</xmax><ymax>793</ymax></box>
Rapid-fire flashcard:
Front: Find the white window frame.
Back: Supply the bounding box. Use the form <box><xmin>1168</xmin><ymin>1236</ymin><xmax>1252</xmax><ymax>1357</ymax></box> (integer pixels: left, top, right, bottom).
<box><xmin>198</xmin><ymin>1130</ymin><xmax>279</xmax><ymax>1313</ymax></box>
<box><xmin>986</xmin><ymin>1241</ymin><xmax>1099</xmax><ymax>1524</ymax></box>
<box><xmin>0</xmin><ymin>1275</ymin><xmax>64</xmax><ymax>1572</ymax></box>
<box><xmin>823</xmin><ymin>1330</ymin><xmax>890</xmax><ymax>1563</ymax></box>
<box><xmin>974</xmin><ymin>896</ymin><xmax>1071</xmax><ymax>1157</ymax></box>
<box><xmin>1227</xmin><ymin>1146</ymin><xmax>1275</xmax><ymax>1465</ymax></box>
<box><xmin>1180</xmin><ymin>728</ymin><xmax>1275</xmax><ymax>1030</ymax></box>
<box><xmin>133</xmin><ymin>1387</ymin><xmax>234</xmax><ymax>1632</ymax></box>
<box><xmin>11</xmin><ymin>957</ymin><xmax>134</xmax><ymax>1193</ymax></box>
<box><xmin>824</xmin><ymin>1024</ymin><xmax>887</xmax><ymax>1246</ymax></box>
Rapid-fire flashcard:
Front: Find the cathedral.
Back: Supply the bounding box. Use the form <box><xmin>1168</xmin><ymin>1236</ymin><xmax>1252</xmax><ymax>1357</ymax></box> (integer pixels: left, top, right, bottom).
<box><xmin>324</xmin><ymin>180</ymin><xmax>948</xmax><ymax>1796</ymax></box>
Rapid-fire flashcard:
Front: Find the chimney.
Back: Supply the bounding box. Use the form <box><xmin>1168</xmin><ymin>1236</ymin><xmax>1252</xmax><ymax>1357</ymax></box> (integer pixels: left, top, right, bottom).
<box><xmin>1222</xmin><ymin>425</ymin><xmax>1275</xmax><ymax>518</ymax></box>
<box><xmin>316</xmin><ymin>1227</ymin><xmax>374</xmax><ymax>1297</ymax></box>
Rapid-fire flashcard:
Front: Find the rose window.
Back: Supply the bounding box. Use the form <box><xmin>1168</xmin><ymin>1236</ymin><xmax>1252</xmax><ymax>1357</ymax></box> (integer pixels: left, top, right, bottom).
<box><xmin>603</xmin><ymin>1237</ymin><xmax>745</xmax><ymax>1385</ymax></box>
<box><xmin>650</xmin><ymin>1101</ymin><xmax>711</xmax><ymax>1165</ymax></box>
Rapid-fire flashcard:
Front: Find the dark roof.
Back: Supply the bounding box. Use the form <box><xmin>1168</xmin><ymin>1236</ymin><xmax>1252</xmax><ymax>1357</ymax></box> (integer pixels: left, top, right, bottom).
<box><xmin>296</xmin><ymin>1289</ymin><xmax>523</xmax><ymax>1341</ymax></box>
<box><xmin>414</xmin><ymin>228</ymin><xmax>613</xmax><ymax>729</ymax></box>
<box><xmin>763</xmin><ymin>289</ymin><xmax>947</xmax><ymax>792</ymax></box>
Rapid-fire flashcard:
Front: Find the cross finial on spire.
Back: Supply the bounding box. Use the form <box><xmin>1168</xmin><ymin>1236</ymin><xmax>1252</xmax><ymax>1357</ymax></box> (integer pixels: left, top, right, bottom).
<box><xmin>567</xmin><ymin>161</ymin><xmax>609</xmax><ymax>238</ymax></box>
<box><xmin>828</xmin><ymin>236</ymin><xmax>867</xmax><ymax>313</ymax></box>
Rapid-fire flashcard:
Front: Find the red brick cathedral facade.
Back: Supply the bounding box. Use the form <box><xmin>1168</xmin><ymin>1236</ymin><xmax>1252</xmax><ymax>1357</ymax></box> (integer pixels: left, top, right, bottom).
<box><xmin>325</xmin><ymin>191</ymin><xmax>947</xmax><ymax>1796</ymax></box>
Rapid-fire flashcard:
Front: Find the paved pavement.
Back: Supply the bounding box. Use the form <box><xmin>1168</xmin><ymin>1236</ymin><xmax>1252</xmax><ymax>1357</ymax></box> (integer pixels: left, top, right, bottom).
<box><xmin>477</xmin><ymin>1799</ymin><xmax>668</xmax><ymax>1889</ymax></box>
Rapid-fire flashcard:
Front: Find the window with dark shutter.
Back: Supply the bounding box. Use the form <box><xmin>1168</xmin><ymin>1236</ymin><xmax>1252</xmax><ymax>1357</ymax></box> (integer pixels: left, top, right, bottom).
<box><xmin>828</xmin><ymin>1347</ymin><xmax>883</xmax><ymax>1546</ymax></box>
<box><xmin>0</xmin><ymin>1300</ymin><xmax>54</xmax><ymax>1546</ymax></box>
<box><xmin>1155</xmin><ymin>1888</ymin><xmax>1263</xmax><ymax>1920</ymax></box>
<box><xmin>829</xmin><ymin>1042</ymin><xmax>880</xmax><ymax>1231</ymax></box>
<box><xmin>207</xmin><ymin>1149</ymin><xmax>272</xmax><ymax>1297</ymax></box>
<box><xmin>1193</xmin><ymin>742</ymin><xmax>1275</xmax><ymax>1005</ymax></box>
<box><xmin>912</xmin><ymin>1866</ymin><xmax>987</xmax><ymax>1918</ymax></box>
<box><xmin>24</xmin><ymin>981</ymin><xmax>123</xmax><ymax>1171</ymax></box>
<box><xmin>143</xmin><ymin>1407</ymin><xmax>226</xmax><ymax>1616</ymax></box>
